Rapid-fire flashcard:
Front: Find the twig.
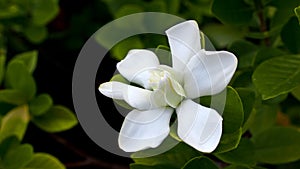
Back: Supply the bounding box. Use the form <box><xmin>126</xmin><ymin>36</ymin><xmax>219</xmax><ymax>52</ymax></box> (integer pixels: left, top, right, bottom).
<box><xmin>254</xmin><ymin>0</ymin><xmax>271</xmax><ymax>46</ymax></box>
<box><xmin>51</xmin><ymin>134</ymin><xmax>129</xmax><ymax>169</ymax></box>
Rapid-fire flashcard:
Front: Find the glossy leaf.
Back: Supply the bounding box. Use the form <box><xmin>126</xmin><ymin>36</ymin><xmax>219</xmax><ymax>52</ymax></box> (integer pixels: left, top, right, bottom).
<box><xmin>252</xmin><ymin>55</ymin><xmax>300</xmax><ymax>100</ymax></box>
<box><xmin>31</xmin><ymin>0</ymin><xmax>59</xmax><ymax>25</ymax></box>
<box><xmin>32</xmin><ymin>105</ymin><xmax>78</xmax><ymax>133</ymax></box>
<box><xmin>211</xmin><ymin>0</ymin><xmax>254</xmax><ymax>25</ymax></box>
<box><xmin>216</xmin><ymin>138</ymin><xmax>256</xmax><ymax>165</ymax></box>
<box><xmin>29</xmin><ymin>94</ymin><xmax>53</xmax><ymax>116</ymax></box>
<box><xmin>23</xmin><ymin>153</ymin><xmax>66</xmax><ymax>169</ymax></box>
<box><xmin>5</xmin><ymin>61</ymin><xmax>36</xmax><ymax>100</ymax></box>
<box><xmin>214</xmin><ymin>128</ymin><xmax>242</xmax><ymax>154</ymax></box>
<box><xmin>11</xmin><ymin>51</ymin><xmax>38</xmax><ymax>73</ymax></box>
<box><xmin>0</xmin><ymin>89</ymin><xmax>27</xmax><ymax>105</ymax></box>
<box><xmin>182</xmin><ymin>156</ymin><xmax>219</xmax><ymax>169</ymax></box>
<box><xmin>253</xmin><ymin>47</ymin><xmax>285</xmax><ymax>67</ymax></box>
<box><xmin>0</xmin><ymin>105</ymin><xmax>30</xmax><ymax>142</ymax></box>
<box><xmin>1</xmin><ymin>144</ymin><xmax>33</xmax><ymax>169</ymax></box>
<box><xmin>249</xmin><ymin>104</ymin><xmax>277</xmax><ymax>136</ymax></box>
<box><xmin>281</xmin><ymin>17</ymin><xmax>300</xmax><ymax>54</ymax></box>
<box><xmin>252</xmin><ymin>127</ymin><xmax>300</xmax><ymax>164</ymax></box>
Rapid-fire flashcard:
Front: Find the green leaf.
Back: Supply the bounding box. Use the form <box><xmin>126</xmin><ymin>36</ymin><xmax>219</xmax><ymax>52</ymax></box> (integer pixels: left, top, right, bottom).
<box><xmin>0</xmin><ymin>89</ymin><xmax>27</xmax><ymax>105</ymax></box>
<box><xmin>249</xmin><ymin>104</ymin><xmax>277</xmax><ymax>136</ymax></box>
<box><xmin>0</xmin><ymin>105</ymin><xmax>30</xmax><ymax>143</ymax></box>
<box><xmin>211</xmin><ymin>0</ymin><xmax>254</xmax><ymax>25</ymax></box>
<box><xmin>203</xmin><ymin>24</ymin><xmax>245</xmax><ymax>49</ymax></box>
<box><xmin>32</xmin><ymin>105</ymin><xmax>78</xmax><ymax>132</ymax></box>
<box><xmin>295</xmin><ymin>6</ymin><xmax>300</xmax><ymax>25</ymax></box>
<box><xmin>252</xmin><ymin>127</ymin><xmax>300</xmax><ymax>164</ymax></box>
<box><xmin>11</xmin><ymin>51</ymin><xmax>38</xmax><ymax>73</ymax></box>
<box><xmin>24</xmin><ymin>25</ymin><xmax>48</xmax><ymax>43</ymax></box>
<box><xmin>5</xmin><ymin>61</ymin><xmax>36</xmax><ymax>100</ymax></box>
<box><xmin>253</xmin><ymin>55</ymin><xmax>300</xmax><ymax>100</ymax></box>
<box><xmin>228</xmin><ymin>40</ymin><xmax>258</xmax><ymax>69</ymax></box>
<box><xmin>200</xmin><ymin>87</ymin><xmax>244</xmax><ymax>153</ymax></box>
<box><xmin>132</xmin><ymin>138</ymin><xmax>201</xmax><ymax>169</ymax></box>
<box><xmin>0</xmin><ymin>55</ymin><xmax>5</xmax><ymax>85</ymax></box>
<box><xmin>130</xmin><ymin>164</ymin><xmax>172</xmax><ymax>169</ymax></box>
<box><xmin>182</xmin><ymin>156</ymin><xmax>219</xmax><ymax>169</ymax></box>
<box><xmin>111</xmin><ymin>36</ymin><xmax>144</xmax><ymax>60</ymax></box>
<box><xmin>29</xmin><ymin>94</ymin><xmax>53</xmax><ymax>116</ymax></box>
<box><xmin>2</xmin><ymin>144</ymin><xmax>33</xmax><ymax>169</ymax></box>
<box><xmin>114</xmin><ymin>4</ymin><xmax>144</xmax><ymax>18</ymax></box>
<box><xmin>281</xmin><ymin>17</ymin><xmax>300</xmax><ymax>54</ymax></box>
<box><xmin>235</xmin><ymin>88</ymin><xmax>255</xmax><ymax>133</ymax></box>
<box><xmin>216</xmin><ymin>138</ymin><xmax>256</xmax><ymax>166</ymax></box>
<box><xmin>214</xmin><ymin>128</ymin><xmax>242</xmax><ymax>154</ymax></box>
<box><xmin>292</xmin><ymin>85</ymin><xmax>300</xmax><ymax>101</ymax></box>
<box><xmin>254</xmin><ymin>47</ymin><xmax>285</xmax><ymax>67</ymax></box>
<box><xmin>30</xmin><ymin>0</ymin><xmax>59</xmax><ymax>25</ymax></box>
<box><xmin>23</xmin><ymin>153</ymin><xmax>66</xmax><ymax>169</ymax></box>
<box><xmin>0</xmin><ymin>136</ymin><xmax>19</xmax><ymax>157</ymax></box>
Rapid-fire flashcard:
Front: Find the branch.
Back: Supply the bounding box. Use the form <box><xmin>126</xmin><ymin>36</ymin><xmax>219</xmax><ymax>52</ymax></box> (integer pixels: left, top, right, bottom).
<box><xmin>51</xmin><ymin>134</ymin><xmax>129</xmax><ymax>169</ymax></box>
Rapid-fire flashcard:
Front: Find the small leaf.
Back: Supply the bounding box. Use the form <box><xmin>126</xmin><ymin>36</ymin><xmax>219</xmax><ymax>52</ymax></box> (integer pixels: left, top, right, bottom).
<box><xmin>29</xmin><ymin>94</ymin><xmax>53</xmax><ymax>116</ymax></box>
<box><xmin>182</xmin><ymin>156</ymin><xmax>219</xmax><ymax>169</ymax></box>
<box><xmin>24</xmin><ymin>25</ymin><xmax>48</xmax><ymax>43</ymax></box>
<box><xmin>23</xmin><ymin>153</ymin><xmax>66</xmax><ymax>169</ymax></box>
<box><xmin>0</xmin><ymin>89</ymin><xmax>27</xmax><ymax>105</ymax></box>
<box><xmin>0</xmin><ymin>55</ymin><xmax>5</xmax><ymax>85</ymax></box>
<box><xmin>249</xmin><ymin>104</ymin><xmax>277</xmax><ymax>136</ymax></box>
<box><xmin>5</xmin><ymin>61</ymin><xmax>36</xmax><ymax>100</ymax></box>
<box><xmin>211</xmin><ymin>0</ymin><xmax>254</xmax><ymax>25</ymax></box>
<box><xmin>2</xmin><ymin>144</ymin><xmax>33</xmax><ymax>169</ymax></box>
<box><xmin>252</xmin><ymin>127</ymin><xmax>300</xmax><ymax>164</ymax></box>
<box><xmin>235</xmin><ymin>88</ymin><xmax>255</xmax><ymax>127</ymax></box>
<box><xmin>252</xmin><ymin>55</ymin><xmax>300</xmax><ymax>100</ymax></box>
<box><xmin>0</xmin><ymin>105</ymin><xmax>30</xmax><ymax>142</ymax></box>
<box><xmin>32</xmin><ymin>105</ymin><xmax>78</xmax><ymax>132</ymax></box>
<box><xmin>216</xmin><ymin>138</ymin><xmax>256</xmax><ymax>166</ymax></box>
<box><xmin>11</xmin><ymin>51</ymin><xmax>38</xmax><ymax>73</ymax></box>
<box><xmin>0</xmin><ymin>136</ymin><xmax>19</xmax><ymax>157</ymax></box>
<box><xmin>281</xmin><ymin>17</ymin><xmax>300</xmax><ymax>54</ymax></box>
<box><xmin>30</xmin><ymin>0</ymin><xmax>59</xmax><ymax>25</ymax></box>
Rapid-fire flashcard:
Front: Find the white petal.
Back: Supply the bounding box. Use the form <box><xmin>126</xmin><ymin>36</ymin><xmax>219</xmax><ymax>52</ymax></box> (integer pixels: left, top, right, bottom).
<box><xmin>117</xmin><ymin>49</ymin><xmax>160</xmax><ymax>84</ymax></box>
<box><xmin>166</xmin><ymin>20</ymin><xmax>201</xmax><ymax>72</ymax></box>
<box><xmin>183</xmin><ymin>50</ymin><xmax>237</xmax><ymax>99</ymax></box>
<box><xmin>119</xmin><ymin>107</ymin><xmax>173</xmax><ymax>152</ymax></box>
<box><xmin>98</xmin><ymin>81</ymin><xmax>167</xmax><ymax>110</ymax></box>
<box><xmin>176</xmin><ymin>99</ymin><xmax>222</xmax><ymax>153</ymax></box>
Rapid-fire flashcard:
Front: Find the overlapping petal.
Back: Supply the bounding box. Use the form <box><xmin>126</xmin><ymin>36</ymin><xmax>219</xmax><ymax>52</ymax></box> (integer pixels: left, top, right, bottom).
<box><xmin>98</xmin><ymin>81</ymin><xmax>167</xmax><ymax>110</ymax></box>
<box><xmin>117</xmin><ymin>49</ymin><xmax>159</xmax><ymax>87</ymax></box>
<box><xmin>183</xmin><ymin>50</ymin><xmax>237</xmax><ymax>99</ymax></box>
<box><xmin>166</xmin><ymin>20</ymin><xmax>201</xmax><ymax>72</ymax></box>
<box><xmin>119</xmin><ymin>107</ymin><xmax>173</xmax><ymax>152</ymax></box>
<box><xmin>176</xmin><ymin>99</ymin><xmax>223</xmax><ymax>153</ymax></box>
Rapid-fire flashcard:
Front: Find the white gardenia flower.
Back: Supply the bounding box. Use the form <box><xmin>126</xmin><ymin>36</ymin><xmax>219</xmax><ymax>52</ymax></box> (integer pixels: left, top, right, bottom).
<box><xmin>99</xmin><ymin>20</ymin><xmax>238</xmax><ymax>153</ymax></box>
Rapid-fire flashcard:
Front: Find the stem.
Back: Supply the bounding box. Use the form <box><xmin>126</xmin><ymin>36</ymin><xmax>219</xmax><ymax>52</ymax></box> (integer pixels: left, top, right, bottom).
<box><xmin>51</xmin><ymin>134</ymin><xmax>129</xmax><ymax>169</ymax></box>
<box><xmin>254</xmin><ymin>0</ymin><xmax>271</xmax><ymax>46</ymax></box>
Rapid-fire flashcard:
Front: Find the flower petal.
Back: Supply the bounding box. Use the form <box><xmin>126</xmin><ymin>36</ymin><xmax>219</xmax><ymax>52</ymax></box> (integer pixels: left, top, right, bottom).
<box><xmin>183</xmin><ymin>50</ymin><xmax>237</xmax><ymax>99</ymax></box>
<box><xmin>176</xmin><ymin>99</ymin><xmax>222</xmax><ymax>153</ymax></box>
<box><xmin>119</xmin><ymin>107</ymin><xmax>173</xmax><ymax>152</ymax></box>
<box><xmin>98</xmin><ymin>81</ymin><xmax>167</xmax><ymax>110</ymax></box>
<box><xmin>166</xmin><ymin>20</ymin><xmax>201</xmax><ymax>72</ymax></box>
<box><xmin>117</xmin><ymin>49</ymin><xmax>160</xmax><ymax>85</ymax></box>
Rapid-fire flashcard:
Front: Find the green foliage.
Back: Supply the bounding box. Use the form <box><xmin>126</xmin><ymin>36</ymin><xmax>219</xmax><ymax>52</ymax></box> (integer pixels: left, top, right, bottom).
<box><xmin>252</xmin><ymin>55</ymin><xmax>300</xmax><ymax>100</ymax></box>
<box><xmin>252</xmin><ymin>127</ymin><xmax>300</xmax><ymax>164</ymax></box>
<box><xmin>23</xmin><ymin>153</ymin><xmax>66</xmax><ymax>169</ymax></box>
<box><xmin>182</xmin><ymin>157</ymin><xmax>219</xmax><ymax>169</ymax></box>
<box><xmin>32</xmin><ymin>105</ymin><xmax>78</xmax><ymax>132</ymax></box>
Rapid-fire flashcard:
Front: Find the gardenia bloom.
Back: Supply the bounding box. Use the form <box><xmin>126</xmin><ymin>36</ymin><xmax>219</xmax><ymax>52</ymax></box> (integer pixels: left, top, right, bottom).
<box><xmin>99</xmin><ymin>20</ymin><xmax>237</xmax><ymax>153</ymax></box>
